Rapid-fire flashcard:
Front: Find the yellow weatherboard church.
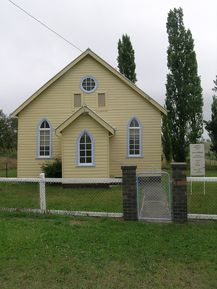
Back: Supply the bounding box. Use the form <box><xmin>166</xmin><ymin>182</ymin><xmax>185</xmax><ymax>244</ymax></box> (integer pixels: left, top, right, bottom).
<box><xmin>12</xmin><ymin>49</ymin><xmax>166</xmax><ymax>178</ymax></box>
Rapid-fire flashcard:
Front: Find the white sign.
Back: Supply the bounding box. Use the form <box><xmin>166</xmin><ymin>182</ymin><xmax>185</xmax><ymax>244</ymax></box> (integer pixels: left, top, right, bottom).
<box><xmin>190</xmin><ymin>144</ymin><xmax>205</xmax><ymax>176</ymax></box>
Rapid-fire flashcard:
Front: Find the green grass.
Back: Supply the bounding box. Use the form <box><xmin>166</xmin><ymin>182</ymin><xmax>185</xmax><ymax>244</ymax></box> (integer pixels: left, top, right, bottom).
<box><xmin>163</xmin><ymin>169</ymin><xmax>217</xmax><ymax>215</ymax></box>
<box><xmin>0</xmin><ymin>150</ymin><xmax>17</xmax><ymax>158</ymax></box>
<box><xmin>187</xmin><ymin>182</ymin><xmax>217</xmax><ymax>214</ymax></box>
<box><xmin>187</xmin><ymin>170</ymin><xmax>217</xmax><ymax>214</ymax></box>
<box><xmin>0</xmin><ymin>183</ymin><xmax>122</xmax><ymax>212</ymax></box>
<box><xmin>0</xmin><ymin>155</ymin><xmax>17</xmax><ymax>177</ymax></box>
<box><xmin>0</xmin><ymin>212</ymin><xmax>217</xmax><ymax>289</ymax></box>
<box><xmin>0</xmin><ymin>168</ymin><xmax>17</xmax><ymax>177</ymax></box>
<box><xmin>0</xmin><ymin>168</ymin><xmax>216</xmax><ymax>214</ymax></box>
<box><xmin>46</xmin><ymin>185</ymin><xmax>122</xmax><ymax>212</ymax></box>
<box><xmin>0</xmin><ymin>183</ymin><xmax>39</xmax><ymax>208</ymax></box>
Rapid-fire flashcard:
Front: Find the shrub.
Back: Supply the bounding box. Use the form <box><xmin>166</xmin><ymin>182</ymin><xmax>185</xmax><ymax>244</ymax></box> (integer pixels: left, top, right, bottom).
<box><xmin>41</xmin><ymin>158</ymin><xmax>62</xmax><ymax>177</ymax></box>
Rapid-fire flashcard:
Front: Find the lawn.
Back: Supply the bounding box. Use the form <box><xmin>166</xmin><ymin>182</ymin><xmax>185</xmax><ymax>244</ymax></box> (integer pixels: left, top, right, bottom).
<box><xmin>187</xmin><ymin>170</ymin><xmax>217</xmax><ymax>214</ymax></box>
<box><xmin>187</xmin><ymin>182</ymin><xmax>217</xmax><ymax>214</ymax></box>
<box><xmin>0</xmin><ymin>157</ymin><xmax>122</xmax><ymax>213</ymax></box>
<box><xmin>0</xmin><ymin>168</ymin><xmax>16</xmax><ymax>177</ymax></box>
<box><xmin>0</xmin><ymin>166</ymin><xmax>216</xmax><ymax>215</ymax></box>
<box><xmin>0</xmin><ymin>156</ymin><xmax>17</xmax><ymax>177</ymax></box>
<box><xmin>0</xmin><ymin>182</ymin><xmax>122</xmax><ymax>213</ymax></box>
<box><xmin>0</xmin><ymin>212</ymin><xmax>217</xmax><ymax>289</ymax></box>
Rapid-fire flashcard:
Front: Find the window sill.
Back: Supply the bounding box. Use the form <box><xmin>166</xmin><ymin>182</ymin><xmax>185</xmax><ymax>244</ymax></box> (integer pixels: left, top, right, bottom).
<box><xmin>36</xmin><ymin>157</ymin><xmax>52</xmax><ymax>160</ymax></box>
<box><xmin>76</xmin><ymin>163</ymin><xmax>95</xmax><ymax>168</ymax></box>
<box><xmin>127</xmin><ymin>155</ymin><xmax>143</xmax><ymax>158</ymax></box>
<box><xmin>77</xmin><ymin>164</ymin><xmax>95</xmax><ymax>167</ymax></box>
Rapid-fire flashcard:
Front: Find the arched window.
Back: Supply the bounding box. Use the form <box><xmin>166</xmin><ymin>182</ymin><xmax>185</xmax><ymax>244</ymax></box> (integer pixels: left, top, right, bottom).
<box><xmin>77</xmin><ymin>131</ymin><xmax>94</xmax><ymax>166</ymax></box>
<box><xmin>128</xmin><ymin>118</ymin><xmax>141</xmax><ymax>157</ymax></box>
<box><xmin>38</xmin><ymin>119</ymin><xmax>52</xmax><ymax>158</ymax></box>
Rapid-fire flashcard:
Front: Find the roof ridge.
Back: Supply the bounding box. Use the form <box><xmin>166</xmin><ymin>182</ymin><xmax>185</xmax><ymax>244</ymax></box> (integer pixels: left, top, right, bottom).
<box><xmin>11</xmin><ymin>49</ymin><xmax>166</xmax><ymax>117</ymax></box>
<box><xmin>55</xmin><ymin>105</ymin><xmax>115</xmax><ymax>136</ymax></box>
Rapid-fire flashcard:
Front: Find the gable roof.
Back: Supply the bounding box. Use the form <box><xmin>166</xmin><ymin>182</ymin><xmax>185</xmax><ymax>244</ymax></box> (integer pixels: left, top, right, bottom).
<box><xmin>11</xmin><ymin>48</ymin><xmax>166</xmax><ymax>117</ymax></box>
<box><xmin>55</xmin><ymin>105</ymin><xmax>116</xmax><ymax>136</ymax></box>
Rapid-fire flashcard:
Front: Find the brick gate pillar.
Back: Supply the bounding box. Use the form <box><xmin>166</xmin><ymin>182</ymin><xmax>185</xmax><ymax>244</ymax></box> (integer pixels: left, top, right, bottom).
<box><xmin>121</xmin><ymin>166</ymin><xmax>138</xmax><ymax>221</ymax></box>
<box><xmin>171</xmin><ymin>162</ymin><xmax>187</xmax><ymax>223</ymax></box>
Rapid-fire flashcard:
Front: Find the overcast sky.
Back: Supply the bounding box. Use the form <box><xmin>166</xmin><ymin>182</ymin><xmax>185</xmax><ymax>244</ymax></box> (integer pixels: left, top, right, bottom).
<box><xmin>1</xmin><ymin>0</ymin><xmax>217</xmax><ymax>127</ymax></box>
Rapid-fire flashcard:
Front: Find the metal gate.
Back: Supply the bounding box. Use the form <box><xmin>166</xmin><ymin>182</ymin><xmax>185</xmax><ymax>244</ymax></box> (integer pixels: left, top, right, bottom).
<box><xmin>137</xmin><ymin>171</ymin><xmax>172</xmax><ymax>222</ymax></box>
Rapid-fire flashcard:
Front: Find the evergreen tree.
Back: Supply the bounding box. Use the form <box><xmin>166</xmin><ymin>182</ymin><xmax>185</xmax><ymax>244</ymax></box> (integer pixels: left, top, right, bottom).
<box><xmin>117</xmin><ymin>34</ymin><xmax>137</xmax><ymax>83</ymax></box>
<box><xmin>0</xmin><ymin>110</ymin><xmax>8</xmax><ymax>151</ymax></box>
<box><xmin>163</xmin><ymin>7</ymin><xmax>203</xmax><ymax>162</ymax></box>
<box><xmin>162</xmin><ymin>114</ymin><xmax>172</xmax><ymax>162</ymax></box>
<box><xmin>0</xmin><ymin>110</ymin><xmax>17</xmax><ymax>152</ymax></box>
<box><xmin>204</xmin><ymin>76</ymin><xmax>217</xmax><ymax>158</ymax></box>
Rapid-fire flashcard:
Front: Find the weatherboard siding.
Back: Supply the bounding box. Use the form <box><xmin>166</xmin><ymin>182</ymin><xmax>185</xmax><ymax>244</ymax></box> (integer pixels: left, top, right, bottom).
<box><xmin>62</xmin><ymin>114</ymin><xmax>109</xmax><ymax>178</ymax></box>
<box><xmin>17</xmin><ymin>55</ymin><xmax>161</xmax><ymax>177</ymax></box>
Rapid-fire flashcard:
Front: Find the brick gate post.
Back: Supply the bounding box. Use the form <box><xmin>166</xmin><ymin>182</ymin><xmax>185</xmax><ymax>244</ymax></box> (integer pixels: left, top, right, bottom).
<box><xmin>121</xmin><ymin>166</ymin><xmax>138</xmax><ymax>221</ymax></box>
<box><xmin>171</xmin><ymin>162</ymin><xmax>187</xmax><ymax>223</ymax></box>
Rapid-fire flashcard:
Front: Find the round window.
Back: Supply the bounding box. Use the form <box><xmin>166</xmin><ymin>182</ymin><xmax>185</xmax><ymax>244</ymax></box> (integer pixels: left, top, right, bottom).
<box><xmin>81</xmin><ymin>76</ymin><xmax>97</xmax><ymax>93</ymax></box>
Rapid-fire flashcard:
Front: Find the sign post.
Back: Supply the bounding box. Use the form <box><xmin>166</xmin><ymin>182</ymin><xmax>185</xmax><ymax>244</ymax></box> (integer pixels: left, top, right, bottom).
<box><xmin>190</xmin><ymin>144</ymin><xmax>205</xmax><ymax>194</ymax></box>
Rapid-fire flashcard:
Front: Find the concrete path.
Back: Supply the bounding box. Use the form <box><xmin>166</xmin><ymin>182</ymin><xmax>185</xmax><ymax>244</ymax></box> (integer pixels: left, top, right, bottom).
<box><xmin>139</xmin><ymin>182</ymin><xmax>171</xmax><ymax>221</ymax></box>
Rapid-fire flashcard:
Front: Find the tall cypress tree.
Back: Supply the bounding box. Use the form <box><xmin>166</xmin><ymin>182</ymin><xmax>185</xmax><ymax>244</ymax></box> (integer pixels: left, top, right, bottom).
<box><xmin>163</xmin><ymin>7</ymin><xmax>203</xmax><ymax>162</ymax></box>
<box><xmin>162</xmin><ymin>114</ymin><xmax>172</xmax><ymax>162</ymax></box>
<box><xmin>117</xmin><ymin>34</ymin><xmax>137</xmax><ymax>83</ymax></box>
<box><xmin>204</xmin><ymin>76</ymin><xmax>217</xmax><ymax>158</ymax></box>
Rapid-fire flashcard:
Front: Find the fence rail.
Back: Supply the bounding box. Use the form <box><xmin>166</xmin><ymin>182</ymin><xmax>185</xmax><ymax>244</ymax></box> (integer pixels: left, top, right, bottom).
<box><xmin>0</xmin><ymin>177</ymin><xmax>122</xmax><ymax>184</ymax></box>
<box><xmin>187</xmin><ymin>177</ymin><xmax>217</xmax><ymax>182</ymax></box>
<box><xmin>0</xmin><ymin>177</ymin><xmax>39</xmax><ymax>183</ymax></box>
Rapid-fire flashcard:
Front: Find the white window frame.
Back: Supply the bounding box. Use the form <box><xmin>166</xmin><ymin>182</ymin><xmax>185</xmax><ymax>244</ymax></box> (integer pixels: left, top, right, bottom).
<box><xmin>76</xmin><ymin>130</ymin><xmax>95</xmax><ymax>166</ymax></box>
<box><xmin>80</xmin><ymin>76</ymin><xmax>98</xmax><ymax>93</ymax></box>
<box><xmin>127</xmin><ymin>117</ymin><xmax>142</xmax><ymax>157</ymax></box>
<box><xmin>37</xmin><ymin>119</ymin><xmax>52</xmax><ymax>159</ymax></box>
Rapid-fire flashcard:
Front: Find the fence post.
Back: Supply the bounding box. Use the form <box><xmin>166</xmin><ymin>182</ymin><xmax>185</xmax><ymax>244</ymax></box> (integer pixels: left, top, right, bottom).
<box><xmin>121</xmin><ymin>166</ymin><xmax>138</xmax><ymax>221</ymax></box>
<box><xmin>39</xmin><ymin>173</ymin><xmax>46</xmax><ymax>212</ymax></box>
<box><xmin>171</xmin><ymin>162</ymin><xmax>187</xmax><ymax>223</ymax></box>
<box><xmin>5</xmin><ymin>163</ymin><xmax>8</xmax><ymax>178</ymax></box>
